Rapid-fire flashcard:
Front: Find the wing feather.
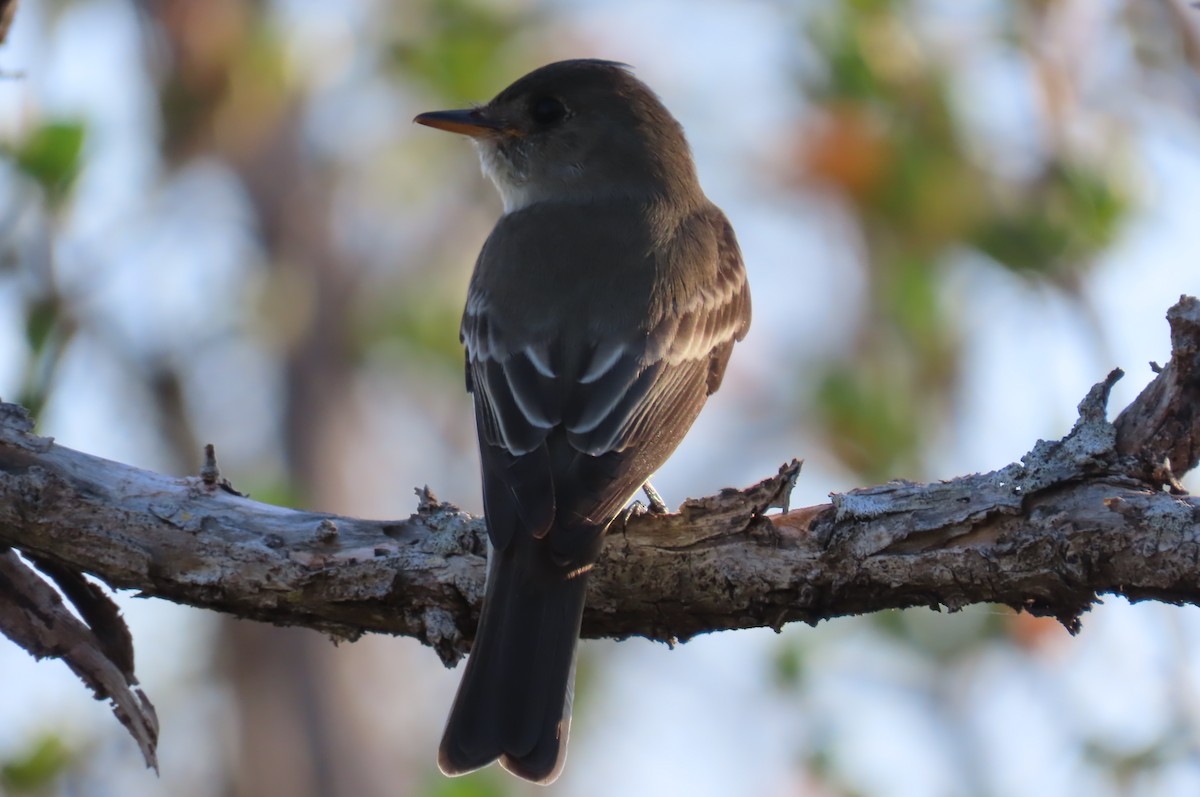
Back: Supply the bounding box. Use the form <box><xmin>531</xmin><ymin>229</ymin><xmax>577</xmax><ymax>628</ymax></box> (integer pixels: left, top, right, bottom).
<box><xmin>461</xmin><ymin>202</ymin><xmax>750</xmax><ymax>549</ymax></box>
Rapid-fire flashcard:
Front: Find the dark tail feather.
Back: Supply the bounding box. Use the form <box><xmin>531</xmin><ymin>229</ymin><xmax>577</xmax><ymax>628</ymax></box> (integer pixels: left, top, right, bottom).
<box><xmin>438</xmin><ymin>543</ymin><xmax>589</xmax><ymax>784</ymax></box>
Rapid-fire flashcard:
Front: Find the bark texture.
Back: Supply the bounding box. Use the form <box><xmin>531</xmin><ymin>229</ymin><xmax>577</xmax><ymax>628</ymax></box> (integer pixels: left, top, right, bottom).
<box><xmin>1</xmin><ymin>296</ymin><xmax>1198</xmax><ymax>767</ymax></box>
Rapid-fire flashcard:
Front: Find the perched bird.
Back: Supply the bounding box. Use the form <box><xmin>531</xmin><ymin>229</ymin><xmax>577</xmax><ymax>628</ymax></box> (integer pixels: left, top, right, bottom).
<box><xmin>415</xmin><ymin>59</ymin><xmax>751</xmax><ymax>784</ymax></box>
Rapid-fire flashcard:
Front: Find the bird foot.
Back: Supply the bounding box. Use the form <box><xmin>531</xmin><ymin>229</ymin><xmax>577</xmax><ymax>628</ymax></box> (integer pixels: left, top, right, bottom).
<box><xmin>641</xmin><ymin>480</ymin><xmax>669</xmax><ymax>514</ymax></box>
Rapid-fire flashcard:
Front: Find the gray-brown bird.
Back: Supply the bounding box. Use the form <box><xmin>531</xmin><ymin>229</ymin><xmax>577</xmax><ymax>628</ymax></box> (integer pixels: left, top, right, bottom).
<box><xmin>415</xmin><ymin>59</ymin><xmax>750</xmax><ymax>784</ymax></box>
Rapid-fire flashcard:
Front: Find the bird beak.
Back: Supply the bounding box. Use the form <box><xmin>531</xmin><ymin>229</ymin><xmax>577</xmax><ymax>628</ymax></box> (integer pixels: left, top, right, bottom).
<box><xmin>413</xmin><ymin>108</ymin><xmax>506</xmax><ymax>138</ymax></box>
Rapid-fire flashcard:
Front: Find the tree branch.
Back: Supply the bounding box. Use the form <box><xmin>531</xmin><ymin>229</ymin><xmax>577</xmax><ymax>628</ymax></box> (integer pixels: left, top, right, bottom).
<box><xmin>1</xmin><ymin>296</ymin><xmax>1198</xmax><ymax>766</ymax></box>
<box><xmin>0</xmin><ymin>0</ymin><xmax>16</xmax><ymax>48</ymax></box>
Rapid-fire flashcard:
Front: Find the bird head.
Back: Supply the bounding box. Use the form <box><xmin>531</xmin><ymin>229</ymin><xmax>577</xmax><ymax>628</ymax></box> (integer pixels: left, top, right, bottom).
<box><xmin>414</xmin><ymin>59</ymin><xmax>700</xmax><ymax>213</ymax></box>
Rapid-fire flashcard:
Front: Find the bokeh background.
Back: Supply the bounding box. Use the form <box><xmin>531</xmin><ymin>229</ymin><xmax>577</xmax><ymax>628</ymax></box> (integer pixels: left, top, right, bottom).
<box><xmin>3</xmin><ymin>1</ymin><xmax>1200</xmax><ymax>795</ymax></box>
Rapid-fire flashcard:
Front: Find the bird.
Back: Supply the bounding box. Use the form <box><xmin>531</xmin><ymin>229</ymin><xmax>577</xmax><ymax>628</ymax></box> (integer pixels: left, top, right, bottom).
<box><xmin>414</xmin><ymin>58</ymin><xmax>751</xmax><ymax>784</ymax></box>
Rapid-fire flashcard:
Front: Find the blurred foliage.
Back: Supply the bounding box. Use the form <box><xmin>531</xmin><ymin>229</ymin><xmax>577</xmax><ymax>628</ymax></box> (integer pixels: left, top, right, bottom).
<box><xmin>233</xmin><ymin>479</ymin><xmax>306</xmax><ymax>513</ymax></box>
<box><xmin>350</xmin><ymin>285</ymin><xmax>467</xmax><ymax>370</ymax></box>
<box><xmin>796</xmin><ymin>0</ymin><xmax>1134</xmax><ymax>482</ymax></box>
<box><xmin>771</xmin><ymin>634</ymin><xmax>808</xmax><ymax>689</ymax></box>
<box><xmin>868</xmin><ymin>604</ymin><xmax>1013</xmax><ymax>664</ymax></box>
<box><xmin>972</xmin><ymin>161</ymin><xmax>1129</xmax><ymax>275</ymax></box>
<box><xmin>154</xmin><ymin>0</ymin><xmax>290</xmax><ymax>165</ymax></box>
<box><xmin>1083</xmin><ymin>724</ymin><xmax>1196</xmax><ymax>796</ymax></box>
<box><xmin>16</xmin><ymin>293</ymin><xmax>73</xmax><ymax>420</ymax></box>
<box><xmin>7</xmin><ymin>121</ymin><xmax>85</xmax><ymax>209</ymax></box>
<box><xmin>815</xmin><ymin>360</ymin><xmax>921</xmax><ymax>480</ymax></box>
<box><xmin>424</xmin><ymin>769</ymin><xmax>510</xmax><ymax>797</ymax></box>
<box><xmin>803</xmin><ymin>744</ymin><xmax>867</xmax><ymax>797</ymax></box>
<box><xmin>0</xmin><ymin>734</ymin><xmax>72</xmax><ymax>795</ymax></box>
<box><xmin>0</xmin><ymin>121</ymin><xmax>86</xmax><ymax>422</ymax></box>
<box><xmin>770</xmin><ymin>5</ymin><xmax>1190</xmax><ymax>794</ymax></box>
<box><xmin>388</xmin><ymin>0</ymin><xmax>531</xmax><ymax>102</ymax></box>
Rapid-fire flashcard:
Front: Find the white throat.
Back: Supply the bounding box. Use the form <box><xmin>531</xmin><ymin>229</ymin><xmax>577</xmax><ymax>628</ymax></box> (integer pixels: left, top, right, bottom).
<box><xmin>475</xmin><ymin>140</ymin><xmax>566</xmax><ymax>215</ymax></box>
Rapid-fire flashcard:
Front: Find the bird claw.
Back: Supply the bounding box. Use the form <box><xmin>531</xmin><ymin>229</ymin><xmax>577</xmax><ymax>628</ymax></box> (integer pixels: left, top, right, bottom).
<box><xmin>641</xmin><ymin>481</ymin><xmax>669</xmax><ymax>514</ymax></box>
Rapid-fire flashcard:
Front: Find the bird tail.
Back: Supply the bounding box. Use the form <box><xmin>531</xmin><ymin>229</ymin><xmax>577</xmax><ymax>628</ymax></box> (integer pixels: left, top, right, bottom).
<box><xmin>437</xmin><ymin>541</ymin><xmax>589</xmax><ymax>784</ymax></box>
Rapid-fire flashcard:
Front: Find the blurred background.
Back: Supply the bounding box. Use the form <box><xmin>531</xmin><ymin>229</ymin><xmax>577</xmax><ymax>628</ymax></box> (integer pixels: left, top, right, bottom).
<box><xmin>2</xmin><ymin>0</ymin><xmax>1200</xmax><ymax>795</ymax></box>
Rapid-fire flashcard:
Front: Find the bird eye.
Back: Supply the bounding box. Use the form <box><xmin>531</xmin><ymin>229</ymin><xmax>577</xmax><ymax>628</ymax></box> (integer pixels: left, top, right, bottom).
<box><xmin>530</xmin><ymin>96</ymin><xmax>568</xmax><ymax>126</ymax></box>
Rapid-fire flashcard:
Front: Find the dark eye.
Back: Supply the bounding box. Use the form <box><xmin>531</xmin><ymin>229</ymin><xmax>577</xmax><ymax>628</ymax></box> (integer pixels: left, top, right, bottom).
<box><xmin>530</xmin><ymin>96</ymin><xmax>568</xmax><ymax>126</ymax></box>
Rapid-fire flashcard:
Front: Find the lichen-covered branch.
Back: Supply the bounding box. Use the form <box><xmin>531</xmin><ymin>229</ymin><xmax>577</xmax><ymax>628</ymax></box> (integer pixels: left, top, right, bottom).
<box><xmin>0</xmin><ymin>296</ymin><xmax>1198</xmax><ymax>768</ymax></box>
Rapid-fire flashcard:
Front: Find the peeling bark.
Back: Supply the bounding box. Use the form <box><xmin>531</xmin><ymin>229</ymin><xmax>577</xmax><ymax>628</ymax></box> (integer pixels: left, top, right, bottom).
<box><xmin>0</xmin><ymin>550</ymin><xmax>158</xmax><ymax>769</ymax></box>
<box><xmin>0</xmin><ymin>296</ymin><xmax>1198</xmax><ymax>766</ymax></box>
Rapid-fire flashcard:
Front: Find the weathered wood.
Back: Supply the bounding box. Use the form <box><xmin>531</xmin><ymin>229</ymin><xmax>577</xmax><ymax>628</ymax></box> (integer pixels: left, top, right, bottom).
<box><xmin>0</xmin><ymin>296</ymin><xmax>1197</xmax><ymax>769</ymax></box>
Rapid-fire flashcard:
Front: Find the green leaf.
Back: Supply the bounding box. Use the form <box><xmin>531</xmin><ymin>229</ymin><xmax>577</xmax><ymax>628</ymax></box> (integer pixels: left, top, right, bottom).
<box><xmin>1057</xmin><ymin>162</ymin><xmax>1127</xmax><ymax>252</ymax></box>
<box><xmin>972</xmin><ymin>162</ymin><xmax>1130</xmax><ymax>277</ymax></box>
<box><xmin>971</xmin><ymin>212</ymin><xmax>1070</xmax><ymax>274</ymax></box>
<box><xmin>23</xmin><ymin>296</ymin><xmax>60</xmax><ymax>355</ymax></box>
<box><xmin>813</xmin><ymin>363</ymin><xmax>921</xmax><ymax>481</ymax></box>
<box><xmin>11</xmin><ymin>122</ymin><xmax>87</xmax><ymax>203</ymax></box>
<box><xmin>870</xmin><ymin>605</ymin><xmax>1010</xmax><ymax>662</ymax></box>
<box><xmin>388</xmin><ymin>0</ymin><xmax>528</xmax><ymax>102</ymax></box>
<box><xmin>1</xmin><ymin>734</ymin><xmax>72</xmax><ymax>792</ymax></box>
<box><xmin>351</xmin><ymin>283</ymin><xmax>465</xmax><ymax>371</ymax></box>
<box><xmin>771</xmin><ymin>640</ymin><xmax>808</xmax><ymax>689</ymax></box>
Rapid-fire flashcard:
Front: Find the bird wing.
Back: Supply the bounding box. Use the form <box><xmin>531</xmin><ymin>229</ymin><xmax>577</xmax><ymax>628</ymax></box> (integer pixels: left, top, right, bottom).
<box><xmin>460</xmin><ymin>203</ymin><xmax>750</xmax><ymax>554</ymax></box>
